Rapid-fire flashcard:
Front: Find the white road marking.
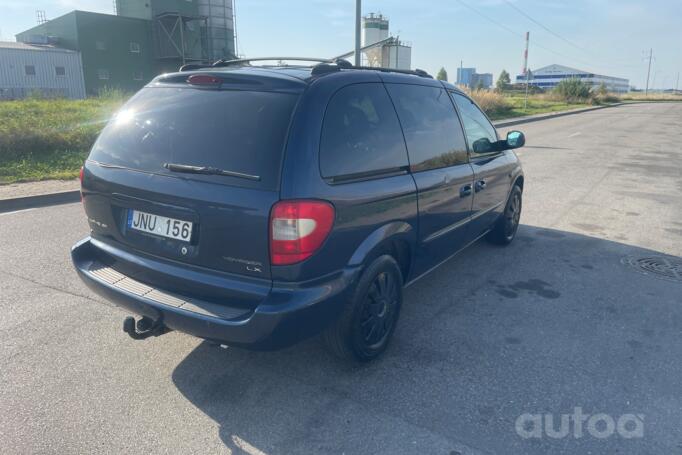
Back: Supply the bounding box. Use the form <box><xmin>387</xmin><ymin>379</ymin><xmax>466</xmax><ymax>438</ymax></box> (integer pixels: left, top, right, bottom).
<box><xmin>568</xmin><ymin>132</ymin><xmax>582</xmax><ymax>138</ymax></box>
<box><xmin>0</xmin><ymin>208</ymin><xmax>36</xmax><ymax>217</ymax></box>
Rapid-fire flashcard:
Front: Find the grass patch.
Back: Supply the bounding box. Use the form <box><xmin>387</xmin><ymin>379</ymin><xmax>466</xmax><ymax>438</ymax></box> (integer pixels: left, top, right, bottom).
<box><xmin>494</xmin><ymin>94</ymin><xmax>593</xmax><ymax>120</ymax></box>
<box><xmin>0</xmin><ymin>94</ymin><xmax>127</xmax><ymax>184</ymax></box>
<box><xmin>0</xmin><ymin>149</ymin><xmax>87</xmax><ymax>184</ymax></box>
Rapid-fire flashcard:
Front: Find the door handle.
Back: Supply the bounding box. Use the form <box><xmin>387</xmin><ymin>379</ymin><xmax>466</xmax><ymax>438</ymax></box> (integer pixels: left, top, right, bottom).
<box><xmin>460</xmin><ymin>184</ymin><xmax>473</xmax><ymax>197</ymax></box>
<box><xmin>475</xmin><ymin>180</ymin><xmax>487</xmax><ymax>192</ymax></box>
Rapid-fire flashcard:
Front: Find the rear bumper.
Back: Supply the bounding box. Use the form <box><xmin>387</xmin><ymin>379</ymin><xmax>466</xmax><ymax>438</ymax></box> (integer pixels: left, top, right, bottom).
<box><xmin>71</xmin><ymin>237</ymin><xmax>360</xmax><ymax>349</ymax></box>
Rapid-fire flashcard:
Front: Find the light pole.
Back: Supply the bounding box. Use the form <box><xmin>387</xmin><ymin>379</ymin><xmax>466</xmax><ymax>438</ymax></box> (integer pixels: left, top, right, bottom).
<box><xmin>355</xmin><ymin>0</ymin><xmax>361</xmax><ymax>66</ymax></box>
<box><xmin>644</xmin><ymin>48</ymin><xmax>652</xmax><ymax>96</ymax></box>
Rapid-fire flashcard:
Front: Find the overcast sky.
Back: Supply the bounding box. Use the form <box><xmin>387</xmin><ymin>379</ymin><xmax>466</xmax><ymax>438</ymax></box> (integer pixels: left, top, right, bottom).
<box><xmin>2</xmin><ymin>0</ymin><xmax>680</xmax><ymax>89</ymax></box>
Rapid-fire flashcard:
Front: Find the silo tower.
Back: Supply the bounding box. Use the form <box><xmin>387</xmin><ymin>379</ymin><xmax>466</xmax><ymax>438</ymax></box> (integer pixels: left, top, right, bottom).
<box><xmin>361</xmin><ymin>13</ymin><xmax>389</xmax><ymax>66</ymax></box>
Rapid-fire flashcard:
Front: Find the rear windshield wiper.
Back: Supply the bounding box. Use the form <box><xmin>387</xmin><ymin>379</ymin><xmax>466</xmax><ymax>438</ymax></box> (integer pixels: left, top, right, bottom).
<box><xmin>163</xmin><ymin>163</ymin><xmax>260</xmax><ymax>181</ymax></box>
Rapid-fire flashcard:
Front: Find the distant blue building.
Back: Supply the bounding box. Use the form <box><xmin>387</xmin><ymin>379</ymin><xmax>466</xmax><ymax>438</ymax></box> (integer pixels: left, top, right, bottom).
<box><xmin>516</xmin><ymin>64</ymin><xmax>629</xmax><ymax>93</ymax></box>
<box><xmin>456</xmin><ymin>67</ymin><xmax>475</xmax><ymax>86</ymax></box>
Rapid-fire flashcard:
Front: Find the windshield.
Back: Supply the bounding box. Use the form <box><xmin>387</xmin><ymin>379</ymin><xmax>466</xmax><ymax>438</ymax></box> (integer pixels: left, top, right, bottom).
<box><xmin>88</xmin><ymin>87</ymin><xmax>299</xmax><ymax>190</ymax></box>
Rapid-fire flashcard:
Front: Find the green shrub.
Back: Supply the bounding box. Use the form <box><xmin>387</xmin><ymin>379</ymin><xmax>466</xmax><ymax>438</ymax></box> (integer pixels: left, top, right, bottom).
<box><xmin>553</xmin><ymin>78</ymin><xmax>592</xmax><ymax>102</ymax></box>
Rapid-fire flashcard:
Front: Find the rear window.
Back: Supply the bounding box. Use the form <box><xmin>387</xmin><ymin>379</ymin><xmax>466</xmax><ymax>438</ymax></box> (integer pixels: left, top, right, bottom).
<box><xmin>89</xmin><ymin>87</ymin><xmax>299</xmax><ymax>190</ymax></box>
<box><xmin>320</xmin><ymin>83</ymin><xmax>408</xmax><ymax>180</ymax></box>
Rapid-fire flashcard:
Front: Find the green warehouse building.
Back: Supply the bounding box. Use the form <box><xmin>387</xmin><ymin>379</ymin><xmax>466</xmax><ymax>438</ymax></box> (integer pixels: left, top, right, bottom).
<box><xmin>16</xmin><ymin>0</ymin><xmax>236</xmax><ymax>95</ymax></box>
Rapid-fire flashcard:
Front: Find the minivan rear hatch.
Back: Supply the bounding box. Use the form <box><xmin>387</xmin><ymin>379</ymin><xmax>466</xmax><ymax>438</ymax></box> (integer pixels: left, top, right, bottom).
<box><xmin>83</xmin><ymin>71</ymin><xmax>303</xmax><ymax>283</ymax></box>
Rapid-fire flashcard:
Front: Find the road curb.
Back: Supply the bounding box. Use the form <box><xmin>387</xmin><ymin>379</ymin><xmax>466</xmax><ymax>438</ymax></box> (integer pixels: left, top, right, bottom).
<box><xmin>0</xmin><ymin>190</ymin><xmax>81</xmax><ymax>214</ymax></box>
<box><xmin>493</xmin><ymin>103</ymin><xmax>623</xmax><ymax>128</ymax></box>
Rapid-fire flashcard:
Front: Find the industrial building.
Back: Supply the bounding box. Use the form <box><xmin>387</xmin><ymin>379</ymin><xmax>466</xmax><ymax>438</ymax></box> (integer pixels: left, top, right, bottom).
<box><xmin>15</xmin><ymin>0</ymin><xmax>235</xmax><ymax>96</ymax></box>
<box><xmin>0</xmin><ymin>41</ymin><xmax>86</xmax><ymax>99</ymax></box>
<box><xmin>516</xmin><ymin>64</ymin><xmax>630</xmax><ymax>93</ymax></box>
<box><xmin>359</xmin><ymin>13</ymin><xmax>411</xmax><ymax>70</ymax></box>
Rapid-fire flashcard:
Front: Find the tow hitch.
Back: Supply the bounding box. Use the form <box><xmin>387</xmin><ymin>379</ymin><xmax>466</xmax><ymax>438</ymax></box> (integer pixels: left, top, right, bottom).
<box><xmin>123</xmin><ymin>316</ymin><xmax>169</xmax><ymax>340</ymax></box>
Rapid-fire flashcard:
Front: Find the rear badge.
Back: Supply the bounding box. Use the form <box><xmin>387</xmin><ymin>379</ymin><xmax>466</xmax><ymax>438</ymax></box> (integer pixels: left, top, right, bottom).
<box><xmin>223</xmin><ymin>256</ymin><xmax>264</xmax><ymax>273</ymax></box>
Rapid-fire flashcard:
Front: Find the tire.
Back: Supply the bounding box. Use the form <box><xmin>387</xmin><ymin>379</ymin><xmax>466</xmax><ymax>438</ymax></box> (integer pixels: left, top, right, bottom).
<box><xmin>486</xmin><ymin>185</ymin><xmax>522</xmax><ymax>246</ymax></box>
<box><xmin>323</xmin><ymin>255</ymin><xmax>403</xmax><ymax>362</ymax></box>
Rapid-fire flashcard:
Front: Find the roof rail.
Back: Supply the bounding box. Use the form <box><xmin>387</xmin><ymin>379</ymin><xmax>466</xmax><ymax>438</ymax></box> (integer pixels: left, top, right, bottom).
<box><xmin>179</xmin><ymin>57</ymin><xmax>432</xmax><ymax>79</ymax></box>
<box><xmin>211</xmin><ymin>57</ymin><xmax>335</xmax><ymax>68</ymax></box>
<box><xmin>311</xmin><ymin>63</ymin><xmax>432</xmax><ymax>79</ymax></box>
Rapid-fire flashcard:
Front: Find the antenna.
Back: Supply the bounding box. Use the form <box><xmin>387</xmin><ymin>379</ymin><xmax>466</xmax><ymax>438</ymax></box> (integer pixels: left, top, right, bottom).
<box><xmin>36</xmin><ymin>10</ymin><xmax>48</xmax><ymax>25</ymax></box>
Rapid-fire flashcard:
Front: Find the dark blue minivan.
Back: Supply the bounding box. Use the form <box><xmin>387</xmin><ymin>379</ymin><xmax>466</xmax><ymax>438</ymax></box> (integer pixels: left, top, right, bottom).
<box><xmin>72</xmin><ymin>59</ymin><xmax>525</xmax><ymax>361</ymax></box>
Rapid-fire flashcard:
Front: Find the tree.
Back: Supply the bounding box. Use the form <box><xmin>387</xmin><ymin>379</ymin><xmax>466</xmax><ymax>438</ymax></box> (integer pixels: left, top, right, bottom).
<box><xmin>597</xmin><ymin>82</ymin><xmax>608</xmax><ymax>96</ymax></box>
<box><xmin>496</xmin><ymin>69</ymin><xmax>511</xmax><ymax>91</ymax></box>
<box><xmin>436</xmin><ymin>67</ymin><xmax>448</xmax><ymax>81</ymax></box>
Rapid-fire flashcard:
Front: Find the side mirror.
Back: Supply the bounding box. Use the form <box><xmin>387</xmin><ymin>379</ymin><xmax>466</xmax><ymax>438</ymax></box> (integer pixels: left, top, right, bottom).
<box><xmin>506</xmin><ymin>130</ymin><xmax>525</xmax><ymax>149</ymax></box>
<box><xmin>472</xmin><ymin>137</ymin><xmax>494</xmax><ymax>153</ymax></box>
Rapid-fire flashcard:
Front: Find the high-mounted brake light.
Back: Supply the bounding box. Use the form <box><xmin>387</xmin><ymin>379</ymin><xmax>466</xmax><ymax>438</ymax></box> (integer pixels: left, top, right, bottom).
<box><xmin>270</xmin><ymin>200</ymin><xmax>335</xmax><ymax>266</ymax></box>
<box><xmin>187</xmin><ymin>74</ymin><xmax>222</xmax><ymax>86</ymax></box>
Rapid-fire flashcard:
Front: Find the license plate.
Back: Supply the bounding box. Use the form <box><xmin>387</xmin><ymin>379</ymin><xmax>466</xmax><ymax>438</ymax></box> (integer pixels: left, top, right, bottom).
<box><xmin>127</xmin><ymin>209</ymin><xmax>192</xmax><ymax>242</ymax></box>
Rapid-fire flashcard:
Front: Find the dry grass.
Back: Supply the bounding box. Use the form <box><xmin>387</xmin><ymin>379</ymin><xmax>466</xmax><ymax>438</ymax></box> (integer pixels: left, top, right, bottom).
<box><xmin>462</xmin><ymin>88</ymin><xmax>512</xmax><ymax>118</ymax></box>
<box><xmin>620</xmin><ymin>92</ymin><xmax>682</xmax><ymax>101</ymax></box>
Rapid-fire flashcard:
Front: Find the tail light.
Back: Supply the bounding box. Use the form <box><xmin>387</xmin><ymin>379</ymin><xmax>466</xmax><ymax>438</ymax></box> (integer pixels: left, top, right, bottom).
<box><xmin>270</xmin><ymin>200</ymin><xmax>335</xmax><ymax>266</ymax></box>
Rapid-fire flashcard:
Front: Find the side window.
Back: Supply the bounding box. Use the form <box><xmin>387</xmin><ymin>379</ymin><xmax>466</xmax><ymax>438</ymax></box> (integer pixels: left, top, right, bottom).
<box><xmin>320</xmin><ymin>83</ymin><xmax>408</xmax><ymax>180</ymax></box>
<box><xmin>386</xmin><ymin>84</ymin><xmax>468</xmax><ymax>172</ymax></box>
<box><xmin>451</xmin><ymin>93</ymin><xmax>498</xmax><ymax>155</ymax></box>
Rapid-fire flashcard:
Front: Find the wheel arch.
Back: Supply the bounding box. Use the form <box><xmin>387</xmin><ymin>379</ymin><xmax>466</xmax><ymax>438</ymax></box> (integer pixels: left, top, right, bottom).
<box><xmin>348</xmin><ymin>221</ymin><xmax>416</xmax><ymax>283</ymax></box>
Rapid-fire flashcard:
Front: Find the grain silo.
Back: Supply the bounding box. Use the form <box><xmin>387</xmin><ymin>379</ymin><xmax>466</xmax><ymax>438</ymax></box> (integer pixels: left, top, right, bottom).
<box><xmin>360</xmin><ymin>13</ymin><xmax>411</xmax><ymax>70</ymax></box>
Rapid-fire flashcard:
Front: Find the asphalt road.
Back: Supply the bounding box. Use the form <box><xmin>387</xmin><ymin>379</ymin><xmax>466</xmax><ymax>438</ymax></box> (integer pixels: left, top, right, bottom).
<box><xmin>1</xmin><ymin>103</ymin><xmax>681</xmax><ymax>455</ymax></box>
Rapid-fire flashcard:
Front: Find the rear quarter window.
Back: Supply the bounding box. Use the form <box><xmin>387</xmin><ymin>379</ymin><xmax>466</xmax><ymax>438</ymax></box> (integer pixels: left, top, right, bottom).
<box><xmin>319</xmin><ymin>83</ymin><xmax>409</xmax><ymax>180</ymax></box>
<box><xmin>386</xmin><ymin>84</ymin><xmax>468</xmax><ymax>172</ymax></box>
<box><xmin>89</xmin><ymin>87</ymin><xmax>299</xmax><ymax>190</ymax></box>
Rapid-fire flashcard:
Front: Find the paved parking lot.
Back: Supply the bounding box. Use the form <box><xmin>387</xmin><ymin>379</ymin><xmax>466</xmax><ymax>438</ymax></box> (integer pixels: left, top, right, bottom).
<box><xmin>1</xmin><ymin>103</ymin><xmax>681</xmax><ymax>454</ymax></box>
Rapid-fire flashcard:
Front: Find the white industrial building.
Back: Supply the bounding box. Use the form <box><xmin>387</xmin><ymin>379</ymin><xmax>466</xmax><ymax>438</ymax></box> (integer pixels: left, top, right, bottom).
<box><xmin>360</xmin><ymin>13</ymin><xmax>411</xmax><ymax>70</ymax></box>
<box><xmin>516</xmin><ymin>64</ymin><xmax>629</xmax><ymax>93</ymax></box>
<box><xmin>0</xmin><ymin>41</ymin><xmax>86</xmax><ymax>100</ymax></box>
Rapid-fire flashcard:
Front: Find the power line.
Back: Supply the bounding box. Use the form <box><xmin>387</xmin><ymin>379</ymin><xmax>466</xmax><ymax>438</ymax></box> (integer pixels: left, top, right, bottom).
<box><xmin>501</xmin><ymin>0</ymin><xmax>586</xmax><ymax>52</ymax></box>
<box><xmin>455</xmin><ymin>0</ymin><xmax>523</xmax><ymax>39</ymax></box>
<box><xmin>455</xmin><ymin>0</ymin><xmax>594</xmax><ymax>68</ymax></box>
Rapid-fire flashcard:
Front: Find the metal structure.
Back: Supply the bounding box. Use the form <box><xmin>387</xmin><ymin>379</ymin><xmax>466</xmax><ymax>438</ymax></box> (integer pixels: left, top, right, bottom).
<box><xmin>154</xmin><ymin>12</ymin><xmax>208</xmax><ymax>64</ymax></box>
<box><xmin>36</xmin><ymin>10</ymin><xmax>48</xmax><ymax>25</ymax></box>
<box><xmin>354</xmin><ymin>12</ymin><xmax>411</xmax><ymax>70</ymax></box>
<box><xmin>198</xmin><ymin>0</ymin><xmax>235</xmax><ymax>61</ymax></box>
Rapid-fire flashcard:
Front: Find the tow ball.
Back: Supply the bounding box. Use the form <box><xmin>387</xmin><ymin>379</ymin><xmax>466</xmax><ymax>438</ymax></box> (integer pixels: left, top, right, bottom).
<box><xmin>123</xmin><ymin>316</ymin><xmax>169</xmax><ymax>340</ymax></box>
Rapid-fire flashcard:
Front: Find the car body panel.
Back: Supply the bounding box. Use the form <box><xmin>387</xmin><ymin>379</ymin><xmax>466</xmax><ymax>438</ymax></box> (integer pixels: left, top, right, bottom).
<box><xmin>72</xmin><ymin>65</ymin><xmax>523</xmax><ymax>349</ymax></box>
